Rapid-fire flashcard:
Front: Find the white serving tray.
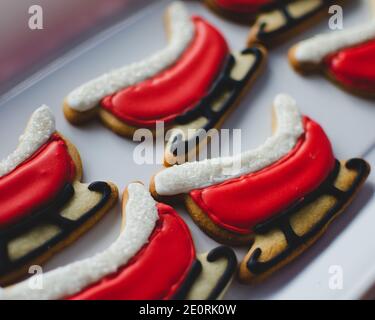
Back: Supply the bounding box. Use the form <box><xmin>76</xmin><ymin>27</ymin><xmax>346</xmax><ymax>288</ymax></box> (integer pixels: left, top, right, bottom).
<box><xmin>0</xmin><ymin>0</ymin><xmax>374</xmax><ymax>300</ymax></box>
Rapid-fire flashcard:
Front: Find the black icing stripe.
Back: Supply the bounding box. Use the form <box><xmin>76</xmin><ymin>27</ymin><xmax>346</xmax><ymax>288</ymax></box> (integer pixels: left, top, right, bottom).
<box><xmin>169</xmin><ymin>47</ymin><xmax>265</xmax><ymax>157</ymax></box>
<box><xmin>247</xmin><ymin>158</ymin><xmax>370</xmax><ymax>275</ymax></box>
<box><xmin>0</xmin><ymin>181</ymin><xmax>113</xmax><ymax>278</ymax></box>
<box><xmin>206</xmin><ymin>246</ymin><xmax>237</xmax><ymax>300</ymax></box>
<box><xmin>173</xmin><ymin>260</ymin><xmax>202</xmax><ymax>300</ymax></box>
<box><xmin>256</xmin><ymin>0</ymin><xmax>337</xmax><ymax>42</ymax></box>
<box><xmin>173</xmin><ymin>246</ymin><xmax>237</xmax><ymax>300</ymax></box>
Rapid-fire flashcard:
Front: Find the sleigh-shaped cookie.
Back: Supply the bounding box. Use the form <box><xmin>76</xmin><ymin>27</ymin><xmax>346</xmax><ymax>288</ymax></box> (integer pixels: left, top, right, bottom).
<box><xmin>151</xmin><ymin>94</ymin><xmax>370</xmax><ymax>283</ymax></box>
<box><xmin>1</xmin><ymin>183</ymin><xmax>237</xmax><ymax>300</ymax></box>
<box><xmin>289</xmin><ymin>20</ymin><xmax>375</xmax><ymax>98</ymax></box>
<box><xmin>0</xmin><ymin>106</ymin><xmax>118</xmax><ymax>285</ymax></box>
<box><xmin>247</xmin><ymin>0</ymin><xmax>348</xmax><ymax>47</ymax></box>
<box><xmin>63</xmin><ymin>1</ymin><xmax>267</xmax><ymax>165</ymax></box>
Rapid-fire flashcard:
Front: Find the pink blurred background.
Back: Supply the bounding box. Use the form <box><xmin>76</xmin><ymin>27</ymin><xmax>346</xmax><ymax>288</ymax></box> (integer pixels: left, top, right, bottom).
<box><xmin>0</xmin><ymin>0</ymin><xmax>155</xmax><ymax>95</ymax></box>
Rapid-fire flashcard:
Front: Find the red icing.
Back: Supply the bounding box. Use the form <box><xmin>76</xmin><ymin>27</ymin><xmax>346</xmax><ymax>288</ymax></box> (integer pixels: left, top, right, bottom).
<box><xmin>101</xmin><ymin>17</ymin><xmax>229</xmax><ymax>127</ymax></box>
<box><xmin>214</xmin><ymin>0</ymin><xmax>275</xmax><ymax>13</ymax></box>
<box><xmin>190</xmin><ymin>117</ymin><xmax>335</xmax><ymax>234</ymax></box>
<box><xmin>0</xmin><ymin>134</ymin><xmax>76</xmax><ymax>228</ymax></box>
<box><xmin>69</xmin><ymin>203</ymin><xmax>196</xmax><ymax>300</ymax></box>
<box><xmin>324</xmin><ymin>39</ymin><xmax>375</xmax><ymax>92</ymax></box>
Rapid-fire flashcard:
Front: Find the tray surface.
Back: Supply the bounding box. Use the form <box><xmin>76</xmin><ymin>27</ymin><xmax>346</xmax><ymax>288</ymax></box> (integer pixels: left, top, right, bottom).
<box><xmin>0</xmin><ymin>0</ymin><xmax>374</xmax><ymax>300</ymax></box>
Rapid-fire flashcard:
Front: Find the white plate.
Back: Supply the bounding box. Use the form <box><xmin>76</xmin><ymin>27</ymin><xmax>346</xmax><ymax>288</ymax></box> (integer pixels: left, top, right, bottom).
<box><xmin>0</xmin><ymin>0</ymin><xmax>374</xmax><ymax>300</ymax></box>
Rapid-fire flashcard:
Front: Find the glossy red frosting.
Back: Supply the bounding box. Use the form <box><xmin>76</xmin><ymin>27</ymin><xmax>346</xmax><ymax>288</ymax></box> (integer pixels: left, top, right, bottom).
<box><xmin>101</xmin><ymin>16</ymin><xmax>228</xmax><ymax>127</ymax></box>
<box><xmin>324</xmin><ymin>39</ymin><xmax>375</xmax><ymax>92</ymax></box>
<box><xmin>190</xmin><ymin>117</ymin><xmax>335</xmax><ymax>234</ymax></box>
<box><xmin>0</xmin><ymin>134</ymin><xmax>76</xmax><ymax>228</ymax></box>
<box><xmin>214</xmin><ymin>0</ymin><xmax>275</xmax><ymax>13</ymax></box>
<box><xmin>69</xmin><ymin>203</ymin><xmax>196</xmax><ymax>300</ymax></box>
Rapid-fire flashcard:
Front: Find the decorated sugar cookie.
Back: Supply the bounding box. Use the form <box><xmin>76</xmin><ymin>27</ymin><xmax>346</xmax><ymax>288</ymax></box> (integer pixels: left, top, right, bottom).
<box><xmin>0</xmin><ymin>183</ymin><xmax>237</xmax><ymax>300</ymax></box>
<box><xmin>63</xmin><ymin>1</ymin><xmax>267</xmax><ymax>165</ymax></box>
<box><xmin>0</xmin><ymin>106</ymin><xmax>118</xmax><ymax>286</ymax></box>
<box><xmin>246</xmin><ymin>0</ymin><xmax>347</xmax><ymax>47</ymax></box>
<box><xmin>289</xmin><ymin>20</ymin><xmax>375</xmax><ymax>98</ymax></box>
<box><xmin>150</xmin><ymin>94</ymin><xmax>370</xmax><ymax>283</ymax></box>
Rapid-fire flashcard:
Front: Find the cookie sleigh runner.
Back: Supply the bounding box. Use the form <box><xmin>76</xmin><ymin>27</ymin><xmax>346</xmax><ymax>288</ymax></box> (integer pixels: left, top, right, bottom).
<box><xmin>151</xmin><ymin>94</ymin><xmax>370</xmax><ymax>283</ymax></box>
<box><xmin>63</xmin><ymin>1</ymin><xmax>267</xmax><ymax>165</ymax></box>
<box><xmin>0</xmin><ymin>106</ymin><xmax>118</xmax><ymax>286</ymax></box>
<box><xmin>0</xmin><ymin>183</ymin><xmax>237</xmax><ymax>300</ymax></box>
<box><xmin>204</xmin><ymin>0</ymin><xmax>349</xmax><ymax>47</ymax></box>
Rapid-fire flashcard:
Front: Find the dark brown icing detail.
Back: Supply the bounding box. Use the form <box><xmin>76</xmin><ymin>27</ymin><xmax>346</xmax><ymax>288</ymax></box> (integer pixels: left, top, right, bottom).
<box><xmin>0</xmin><ymin>182</ymin><xmax>113</xmax><ymax>279</ymax></box>
<box><xmin>173</xmin><ymin>260</ymin><xmax>202</xmax><ymax>300</ymax></box>
<box><xmin>173</xmin><ymin>246</ymin><xmax>237</xmax><ymax>300</ymax></box>
<box><xmin>247</xmin><ymin>159</ymin><xmax>370</xmax><ymax>275</ymax></box>
<box><xmin>169</xmin><ymin>47</ymin><xmax>265</xmax><ymax>158</ymax></box>
<box><xmin>206</xmin><ymin>246</ymin><xmax>237</xmax><ymax>300</ymax></box>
